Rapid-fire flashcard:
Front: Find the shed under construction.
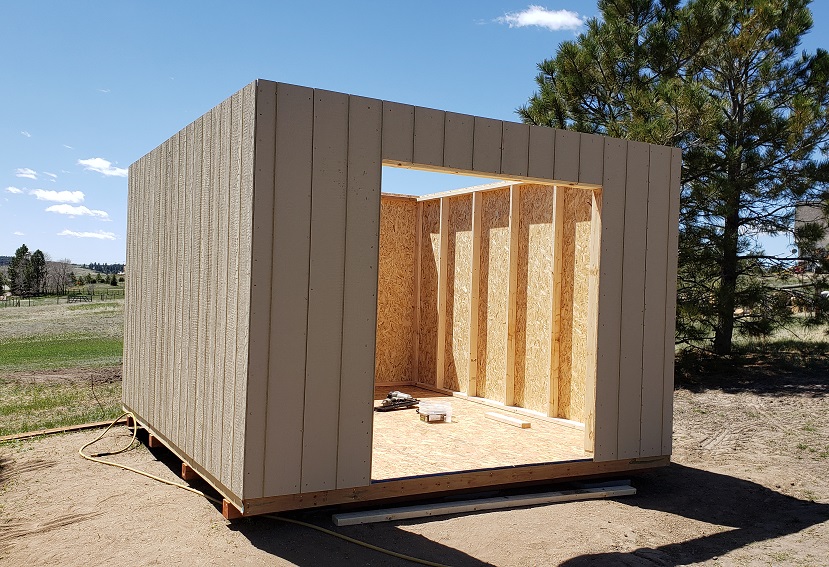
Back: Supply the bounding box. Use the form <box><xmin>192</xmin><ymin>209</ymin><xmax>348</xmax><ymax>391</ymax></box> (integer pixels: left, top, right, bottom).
<box><xmin>123</xmin><ymin>79</ymin><xmax>682</xmax><ymax>518</ymax></box>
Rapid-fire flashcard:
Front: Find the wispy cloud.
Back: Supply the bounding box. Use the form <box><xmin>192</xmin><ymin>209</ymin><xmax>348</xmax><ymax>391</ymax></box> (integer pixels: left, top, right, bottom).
<box><xmin>43</xmin><ymin>172</ymin><xmax>58</xmax><ymax>179</ymax></box>
<box><xmin>13</xmin><ymin>231</ymin><xmax>24</xmax><ymax>236</ymax></box>
<box><xmin>30</xmin><ymin>189</ymin><xmax>85</xmax><ymax>203</ymax></box>
<box><xmin>5</xmin><ymin>186</ymin><xmax>24</xmax><ymax>194</ymax></box>
<box><xmin>63</xmin><ymin>144</ymin><xmax>73</xmax><ymax>149</ymax></box>
<box><xmin>58</xmin><ymin>229</ymin><xmax>116</xmax><ymax>240</ymax></box>
<box><xmin>77</xmin><ymin>157</ymin><xmax>127</xmax><ymax>177</ymax></box>
<box><xmin>97</xmin><ymin>88</ymin><xmax>111</xmax><ymax>93</ymax></box>
<box><xmin>20</xmin><ymin>131</ymin><xmax>31</xmax><ymax>138</ymax></box>
<box><xmin>46</xmin><ymin>204</ymin><xmax>110</xmax><ymax>220</ymax></box>
<box><xmin>496</xmin><ymin>6</ymin><xmax>585</xmax><ymax>31</ymax></box>
<box><xmin>15</xmin><ymin>168</ymin><xmax>37</xmax><ymax>180</ymax></box>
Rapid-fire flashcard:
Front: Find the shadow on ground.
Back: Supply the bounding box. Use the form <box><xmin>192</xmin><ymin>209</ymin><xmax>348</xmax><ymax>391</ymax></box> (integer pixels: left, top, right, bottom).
<box><xmin>560</xmin><ymin>463</ymin><xmax>829</xmax><ymax>566</ymax></box>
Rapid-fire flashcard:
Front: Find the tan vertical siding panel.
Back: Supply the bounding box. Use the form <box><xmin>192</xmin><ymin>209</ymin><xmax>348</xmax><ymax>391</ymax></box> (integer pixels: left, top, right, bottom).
<box><xmin>212</xmin><ymin>103</ymin><xmax>229</xmax><ymax>480</ymax></box>
<box><xmin>514</xmin><ymin>185</ymin><xmax>554</xmax><ymax>413</ymax></box>
<box><xmin>162</xmin><ymin>138</ymin><xmax>174</xmax><ymax>438</ymax></box>
<box><xmin>170</xmin><ymin>133</ymin><xmax>183</xmax><ymax>447</ymax></box>
<box><xmin>443</xmin><ymin>112</ymin><xmax>474</xmax><ymax>171</ymax></box>
<box><xmin>617</xmin><ymin>141</ymin><xmax>650</xmax><ymax>459</ymax></box>
<box><xmin>381</xmin><ymin>101</ymin><xmax>414</xmax><ymax>164</ymax></box>
<box><xmin>200</xmin><ymin>114</ymin><xmax>215</xmax><ymax>470</ymax></box>
<box><xmin>592</xmin><ymin>138</ymin><xmax>627</xmax><ymax>461</ymax></box>
<box><xmin>234</xmin><ymin>84</ymin><xmax>255</xmax><ymax>495</ymax></box>
<box><xmin>150</xmin><ymin>147</ymin><xmax>161</xmax><ymax>431</ymax></box>
<box><xmin>263</xmin><ymin>83</ymin><xmax>313</xmax><ymax>496</ymax></box>
<box><xmin>472</xmin><ymin>117</ymin><xmax>502</xmax><ymax>175</ymax></box>
<box><xmin>640</xmin><ymin>145</ymin><xmax>671</xmax><ymax>456</ymax></box>
<box><xmin>180</xmin><ymin>129</ymin><xmax>194</xmax><ymax>459</ymax></box>
<box><xmin>578</xmin><ymin>133</ymin><xmax>604</xmax><ymax>186</ymax></box>
<box><xmin>662</xmin><ymin>148</ymin><xmax>682</xmax><ymax>455</ymax></box>
<box><xmin>478</xmin><ymin>188</ymin><xmax>510</xmax><ymax>403</ymax></box>
<box><xmin>123</xmin><ymin>165</ymin><xmax>135</xmax><ymax>411</ymax></box>
<box><xmin>501</xmin><ymin>122</ymin><xmax>530</xmax><ymax>178</ymax></box>
<box><xmin>413</xmin><ymin>106</ymin><xmax>445</xmax><ymax>168</ymax></box>
<box><xmin>141</xmin><ymin>155</ymin><xmax>152</xmax><ymax>421</ymax></box>
<box><xmin>417</xmin><ymin>201</ymin><xmax>441</xmax><ymax>387</ymax></box>
<box><xmin>445</xmin><ymin>195</ymin><xmax>473</xmax><ymax>393</ymax></box>
<box><xmin>244</xmin><ymin>81</ymin><xmax>276</xmax><ymax>499</ymax></box>
<box><xmin>554</xmin><ymin>129</ymin><xmax>580</xmax><ymax>183</ymax></box>
<box><xmin>528</xmin><ymin>125</ymin><xmax>555</xmax><ymax>180</ymax></box>
<box><xmin>193</xmin><ymin>118</ymin><xmax>208</xmax><ymax>467</ymax></box>
<box><xmin>301</xmin><ymin>88</ymin><xmax>349</xmax><ymax>493</ymax></box>
<box><xmin>183</xmin><ymin>122</ymin><xmax>198</xmax><ymax>460</ymax></box>
<box><xmin>337</xmin><ymin>94</ymin><xmax>382</xmax><ymax>489</ymax></box>
<box><xmin>205</xmin><ymin>108</ymin><xmax>221</xmax><ymax>473</ymax></box>
<box><xmin>222</xmin><ymin>96</ymin><xmax>240</xmax><ymax>487</ymax></box>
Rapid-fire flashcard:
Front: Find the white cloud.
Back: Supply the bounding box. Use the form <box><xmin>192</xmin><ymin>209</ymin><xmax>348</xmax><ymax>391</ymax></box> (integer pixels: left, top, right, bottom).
<box><xmin>63</xmin><ymin>144</ymin><xmax>73</xmax><ymax>149</ymax></box>
<box><xmin>77</xmin><ymin>157</ymin><xmax>127</xmax><ymax>177</ymax></box>
<box><xmin>97</xmin><ymin>88</ymin><xmax>111</xmax><ymax>93</ymax></box>
<box><xmin>15</xmin><ymin>168</ymin><xmax>37</xmax><ymax>180</ymax></box>
<box><xmin>13</xmin><ymin>231</ymin><xmax>24</xmax><ymax>236</ymax></box>
<box><xmin>496</xmin><ymin>6</ymin><xmax>585</xmax><ymax>31</ymax></box>
<box><xmin>43</xmin><ymin>172</ymin><xmax>58</xmax><ymax>179</ymax></box>
<box><xmin>30</xmin><ymin>189</ymin><xmax>85</xmax><ymax>203</ymax></box>
<box><xmin>58</xmin><ymin>229</ymin><xmax>116</xmax><ymax>240</ymax></box>
<box><xmin>5</xmin><ymin>186</ymin><xmax>24</xmax><ymax>194</ymax></box>
<box><xmin>21</xmin><ymin>131</ymin><xmax>31</xmax><ymax>138</ymax></box>
<box><xmin>46</xmin><ymin>204</ymin><xmax>110</xmax><ymax>220</ymax></box>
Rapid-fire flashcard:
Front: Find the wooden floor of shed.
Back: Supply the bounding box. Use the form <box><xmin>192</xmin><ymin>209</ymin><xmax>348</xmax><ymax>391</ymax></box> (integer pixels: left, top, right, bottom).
<box><xmin>371</xmin><ymin>386</ymin><xmax>589</xmax><ymax>481</ymax></box>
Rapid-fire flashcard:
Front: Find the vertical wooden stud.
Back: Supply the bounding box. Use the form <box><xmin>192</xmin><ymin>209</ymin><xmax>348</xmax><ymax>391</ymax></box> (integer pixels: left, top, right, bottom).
<box><xmin>435</xmin><ymin>198</ymin><xmax>450</xmax><ymax>390</ymax></box>
<box><xmin>505</xmin><ymin>185</ymin><xmax>520</xmax><ymax>407</ymax></box>
<box><xmin>468</xmin><ymin>191</ymin><xmax>483</xmax><ymax>397</ymax></box>
<box><xmin>548</xmin><ymin>186</ymin><xmax>565</xmax><ymax>418</ymax></box>
<box><xmin>413</xmin><ymin>201</ymin><xmax>423</xmax><ymax>383</ymax></box>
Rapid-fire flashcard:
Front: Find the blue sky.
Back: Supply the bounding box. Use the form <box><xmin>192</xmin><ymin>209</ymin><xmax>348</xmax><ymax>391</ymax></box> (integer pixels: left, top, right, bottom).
<box><xmin>2</xmin><ymin>1</ymin><xmax>827</xmax><ymax>264</ymax></box>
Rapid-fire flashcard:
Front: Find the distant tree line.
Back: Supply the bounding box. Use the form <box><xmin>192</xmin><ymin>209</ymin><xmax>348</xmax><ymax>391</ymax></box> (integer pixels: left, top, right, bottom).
<box><xmin>82</xmin><ymin>262</ymin><xmax>124</xmax><ymax>274</ymax></box>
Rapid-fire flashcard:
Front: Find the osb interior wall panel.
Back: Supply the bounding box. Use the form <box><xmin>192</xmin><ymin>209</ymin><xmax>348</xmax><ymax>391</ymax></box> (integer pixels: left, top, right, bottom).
<box><xmin>558</xmin><ymin>187</ymin><xmax>593</xmax><ymax>422</ymax></box>
<box><xmin>124</xmin><ymin>83</ymin><xmax>255</xmax><ymax>499</ymax></box>
<box><xmin>375</xmin><ymin>196</ymin><xmax>418</xmax><ymax>383</ymax></box>
<box><xmin>418</xmin><ymin>200</ymin><xmax>441</xmax><ymax>386</ymax></box>
<box><xmin>514</xmin><ymin>185</ymin><xmax>554</xmax><ymax>414</ymax></box>
<box><xmin>476</xmin><ymin>188</ymin><xmax>510</xmax><ymax>403</ymax></box>
<box><xmin>444</xmin><ymin>195</ymin><xmax>473</xmax><ymax>393</ymax></box>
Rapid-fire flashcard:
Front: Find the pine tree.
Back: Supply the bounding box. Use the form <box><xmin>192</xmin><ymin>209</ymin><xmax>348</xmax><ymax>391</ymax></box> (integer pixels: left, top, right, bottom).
<box><xmin>520</xmin><ymin>0</ymin><xmax>829</xmax><ymax>354</ymax></box>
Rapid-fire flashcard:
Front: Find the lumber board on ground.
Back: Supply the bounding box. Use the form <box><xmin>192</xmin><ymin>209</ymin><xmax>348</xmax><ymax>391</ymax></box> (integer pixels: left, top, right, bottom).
<box><xmin>332</xmin><ymin>485</ymin><xmax>636</xmax><ymax>525</ymax></box>
<box><xmin>485</xmin><ymin>412</ymin><xmax>532</xmax><ymax>429</ymax></box>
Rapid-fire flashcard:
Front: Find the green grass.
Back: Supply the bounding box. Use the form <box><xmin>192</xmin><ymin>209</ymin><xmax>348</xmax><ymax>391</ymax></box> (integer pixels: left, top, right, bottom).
<box><xmin>66</xmin><ymin>302</ymin><xmax>121</xmax><ymax>311</ymax></box>
<box><xmin>0</xmin><ymin>378</ymin><xmax>122</xmax><ymax>437</ymax></box>
<box><xmin>0</xmin><ymin>336</ymin><xmax>123</xmax><ymax>372</ymax></box>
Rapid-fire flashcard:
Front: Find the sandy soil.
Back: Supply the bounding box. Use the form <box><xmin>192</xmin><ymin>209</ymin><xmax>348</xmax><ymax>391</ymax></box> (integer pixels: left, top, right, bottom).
<box><xmin>1</xmin><ymin>359</ymin><xmax>827</xmax><ymax>567</ymax></box>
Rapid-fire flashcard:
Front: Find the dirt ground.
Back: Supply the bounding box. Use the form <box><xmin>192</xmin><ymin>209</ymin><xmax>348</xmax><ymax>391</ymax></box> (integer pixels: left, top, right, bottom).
<box><xmin>1</xmin><ymin>358</ymin><xmax>827</xmax><ymax>567</ymax></box>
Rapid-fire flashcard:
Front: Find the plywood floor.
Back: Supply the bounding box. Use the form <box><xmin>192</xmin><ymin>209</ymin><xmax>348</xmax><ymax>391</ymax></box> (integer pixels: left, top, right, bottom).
<box><xmin>371</xmin><ymin>386</ymin><xmax>589</xmax><ymax>481</ymax></box>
